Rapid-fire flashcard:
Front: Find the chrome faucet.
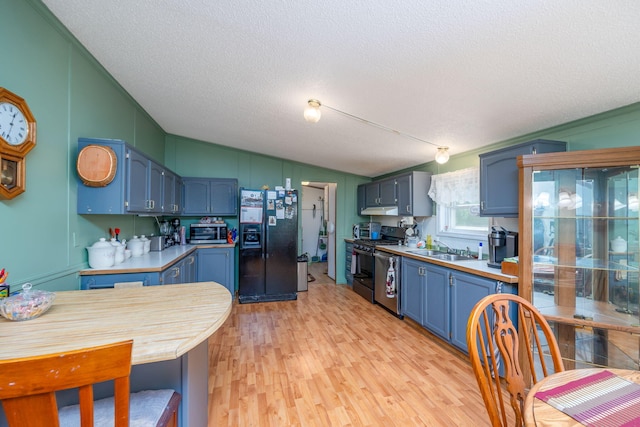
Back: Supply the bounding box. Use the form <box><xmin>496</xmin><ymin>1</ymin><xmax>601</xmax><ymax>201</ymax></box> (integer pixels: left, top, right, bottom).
<box><xmin>435</xmin><ymin>240</ymin><xmax>456</xmax><ymax>254</ymax></box>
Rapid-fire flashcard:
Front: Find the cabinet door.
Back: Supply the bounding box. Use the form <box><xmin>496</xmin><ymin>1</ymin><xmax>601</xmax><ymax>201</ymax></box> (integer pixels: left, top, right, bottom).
<box><xmin>356</xmin><ymin>185</ymin><xmax>366</xmax><ymax>215</ymax></box>
<box><xmin>182</xmin><ymin>254</ymin><xmax>197</xmax><ymax>283</ymax></box>
<box><xmin>401</xmin><ymin>258</ymin><xmax>426</xmax><ymax>324</ymax></box>
<box><xmin>197</xmin><ymin>247</ymin><xmax>234</xmax><ymax>295</ymax></box>
<box><xmin>364</xmin><ymin>182</ymin><xmax>380</xmax><ymax>207</ymax></box>
<box><xmin>162</xmin><ymin>171</ymin><xmax>175</xmax><ymax>213</ymax></box>
<box><xmin>345</xmin><ymin>242</ymin><xmax>353</xmax><ymax>285</ymax></box>
<box><xmin>378</xmin><ymin>178</ymin><xmax>396</xmax><ymax>205</ymax></box>
<box><xmin>396</xmin><ymin>174</ymin><xmax>412</xmax><ymax>216</ymax></box>
<box><xmin>126</xmin><ymin>149</ymin><xmax>149</xmax><ymax>212</ymax></box>
<box><xmin>174</xmin><ymin>176</ymin><xmax>183</xmax><ymax>214</ymax></box>
<box><xmin>449</xmin><ymin>271</ymin><xmax>496</xmax><ymax>352</ymax></box>
<box><xmin>147</xmin><ymin>160</ymin><xmax>164</xmax><ymax>213</ymax></box>
<box><xmin>161</xmin><ymin>263</ymin><xmax>181</xmax><ymax>285</ymax></box>
<box><xmin>479</xmin><ymin>139</ymin><xmax>566</xmax><ymax>217</ymax></box>
<box><xmin>210</xmin><ymin>179</ymin><xmax>238</xmax><ymax>216</ymax></box>
<box><xmin>424</xmin><ymin>264</ymin><xmax>449</xmax><ymax>340</ymax></box>
<box><xmin>183</xmin><ymin>178</ymin><xmax>211</xmax><ymax>214</ymax></box>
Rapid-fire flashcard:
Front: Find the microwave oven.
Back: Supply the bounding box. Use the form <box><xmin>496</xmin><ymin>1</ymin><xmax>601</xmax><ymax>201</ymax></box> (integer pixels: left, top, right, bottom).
<box><xmin>189</xmin><ymin>223</ymin><xmax>228</xmax><ymax>244</ymax></box>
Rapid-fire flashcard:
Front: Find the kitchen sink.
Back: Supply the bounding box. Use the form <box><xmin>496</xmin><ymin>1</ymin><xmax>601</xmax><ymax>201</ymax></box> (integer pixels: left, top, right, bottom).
<box><xmin>428</xmin><ymin>253</ymin><xmax>475</xmax><ymax>261</ymax></box>
<box><xmin>406</xmin><ymin>249</ymin><xmax>447</xmax><ymax>256</ymax></box>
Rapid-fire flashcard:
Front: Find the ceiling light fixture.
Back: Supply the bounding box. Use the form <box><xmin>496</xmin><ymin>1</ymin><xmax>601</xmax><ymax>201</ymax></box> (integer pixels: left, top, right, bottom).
<box><xmin>304</xmin><ymin>99</ymin><xmax>449</xmax><ymax>164</ymax></box>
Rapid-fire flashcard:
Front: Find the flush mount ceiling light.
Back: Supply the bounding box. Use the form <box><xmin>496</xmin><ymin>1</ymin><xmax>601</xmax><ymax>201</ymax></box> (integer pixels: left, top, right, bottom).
<box><xmin>304</xmin><ymin>98</ymin><xmax>449</xmax><ymax>164</ymax></box>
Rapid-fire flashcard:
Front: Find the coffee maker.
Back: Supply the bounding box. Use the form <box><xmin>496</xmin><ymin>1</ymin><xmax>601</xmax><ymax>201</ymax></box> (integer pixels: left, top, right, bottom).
<box><xmin>487</xmin><ymin>226</ymin><xmax>518</xmax><ymax>269</ymax></box>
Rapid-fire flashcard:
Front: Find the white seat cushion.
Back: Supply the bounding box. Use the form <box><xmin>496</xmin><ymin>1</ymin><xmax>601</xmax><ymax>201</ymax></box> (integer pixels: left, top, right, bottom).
<box><xmin>58</xmin><ymin>389</ymin><xmax>176</xmax><ymax>427</ymax></box>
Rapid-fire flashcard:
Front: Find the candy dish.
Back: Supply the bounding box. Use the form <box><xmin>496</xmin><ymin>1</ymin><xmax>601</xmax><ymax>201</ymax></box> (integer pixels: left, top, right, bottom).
<box><xmin>0</xmin><ymin>283</ymin><xmax>55</xmax><ymax>321</ymax></box>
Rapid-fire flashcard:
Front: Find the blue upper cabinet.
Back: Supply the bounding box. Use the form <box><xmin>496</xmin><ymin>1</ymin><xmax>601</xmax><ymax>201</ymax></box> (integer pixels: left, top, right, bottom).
<box><xmin>183</xmin><ymin>177</ymin><xmax>238</xmax><ymax>216</ymax></box>
<box><xmin>77</xmin><ymin>138</ymin><xmax>179</xmax><ymax>215</ymax></box>
<box><xmin>479</xmin><ymin>139</ymin><xmax>566</xmax><ymax>217</ymax></box>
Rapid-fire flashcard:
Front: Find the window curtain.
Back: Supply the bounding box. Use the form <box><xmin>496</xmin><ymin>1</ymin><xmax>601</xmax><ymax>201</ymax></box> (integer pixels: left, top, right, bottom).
<box><xmin>428</xmin><ymin>167</ymin><xmax>479</xmax><ymax>206</ymax></box>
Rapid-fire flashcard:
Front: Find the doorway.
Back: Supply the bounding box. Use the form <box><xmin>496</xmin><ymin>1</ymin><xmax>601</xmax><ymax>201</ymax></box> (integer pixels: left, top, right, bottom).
<box><xmin>301</xmin><ymin>182</ymin><xmax>336</xmax><ymax>281</ymax></box>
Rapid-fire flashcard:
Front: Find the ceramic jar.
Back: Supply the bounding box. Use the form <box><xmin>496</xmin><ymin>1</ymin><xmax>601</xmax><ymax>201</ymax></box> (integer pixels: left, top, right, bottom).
<box><xmin>86</xmin><ymin>238</ymin><xmax>116</xmax><ymax>269</ymax></box>
<box><xmin>611</xmin><ymin>236</ymin><xmax>627</xmax><ymax>252</ymax></box>
<box><xmin>140</xmin><ymin>235</ymin><xmax>151</xmax><ymax>253</ymax></box>
<box><xmin>127</xmin><ymin>236</ymin><xmax>145</xmax><ymax>257</ymax></box>
<box><xmin>110</xmin><ymin>238</ymin><xmax>126</xmax><ymax>264</ymax></box>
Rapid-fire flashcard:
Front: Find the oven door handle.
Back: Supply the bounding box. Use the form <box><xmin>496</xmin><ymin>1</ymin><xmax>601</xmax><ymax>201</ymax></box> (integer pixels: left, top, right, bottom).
<box><xmin>373</xmin><ymin>252</ymin><xmax>394</xmax><ymax>261</ymax></box>
<box><xmin>353</xmin><ymin>248</ymin><xmax>372</xmax><ymax>256</ymax></box>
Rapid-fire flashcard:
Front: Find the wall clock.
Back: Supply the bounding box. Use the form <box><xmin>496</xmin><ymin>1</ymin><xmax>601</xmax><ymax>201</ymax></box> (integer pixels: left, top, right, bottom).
<box><xmin>0</xmin><ymin>87</ymin><xmax>36</xmax><ymax>200</ymax></box>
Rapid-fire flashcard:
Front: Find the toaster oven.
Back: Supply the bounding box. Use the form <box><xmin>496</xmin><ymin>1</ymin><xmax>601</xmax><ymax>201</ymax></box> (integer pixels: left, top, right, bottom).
<box><xmin>189</xmin><ymin>223</ymin><xmax>228</xmax><ymax>244</ymax></box>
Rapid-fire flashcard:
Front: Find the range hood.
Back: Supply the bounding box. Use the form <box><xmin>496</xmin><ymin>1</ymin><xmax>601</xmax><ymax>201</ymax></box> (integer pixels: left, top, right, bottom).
<box><xmin>361</xmin><ymin>206</ymin><xmax>399</xmax><ymax>216</ymax></box>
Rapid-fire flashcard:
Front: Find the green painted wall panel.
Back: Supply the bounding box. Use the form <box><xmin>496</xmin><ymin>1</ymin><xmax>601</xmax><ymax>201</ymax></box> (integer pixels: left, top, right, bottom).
<box><xmin>3</xmin><ymin>0</ymin><xmax>640</xmax><ymax>291</ymax></box>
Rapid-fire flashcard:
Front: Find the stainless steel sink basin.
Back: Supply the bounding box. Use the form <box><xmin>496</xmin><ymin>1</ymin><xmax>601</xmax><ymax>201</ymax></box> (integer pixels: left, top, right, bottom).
<box><xmin>406</xmin><ymin>249</ymin><xmax>447</xmax><ymax>256</ymax></box>
<box><xmin>429</xmin><ymin>253</ymin><xmax>475</xmax><ymax>261</ymax></box>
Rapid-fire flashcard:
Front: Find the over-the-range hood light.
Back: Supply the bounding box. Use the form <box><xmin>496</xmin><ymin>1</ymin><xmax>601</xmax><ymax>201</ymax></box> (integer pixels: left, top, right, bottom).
<box><xmin>360</xmin><ymin>206</ymin><xmax>399</xmax><ymax>216</ymax></box>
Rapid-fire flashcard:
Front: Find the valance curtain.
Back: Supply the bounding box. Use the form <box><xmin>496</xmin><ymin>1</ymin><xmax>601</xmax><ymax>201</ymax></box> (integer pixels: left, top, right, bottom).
<box><xmin>428</xmin><ymin>167</ymin><xmax>479</xmax><ymax>206</ymax></box>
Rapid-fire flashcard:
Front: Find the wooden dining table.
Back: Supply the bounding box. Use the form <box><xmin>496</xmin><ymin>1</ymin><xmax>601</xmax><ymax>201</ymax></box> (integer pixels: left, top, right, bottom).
<box><xmin>0</xmin><ymin>282</ymin><xmax>232</xmax><ymax>427</ymax></box>
<box><xmin>524</xmin><ymin>368</ymin><xmax>640</xmax><ymax>426</ymax></box>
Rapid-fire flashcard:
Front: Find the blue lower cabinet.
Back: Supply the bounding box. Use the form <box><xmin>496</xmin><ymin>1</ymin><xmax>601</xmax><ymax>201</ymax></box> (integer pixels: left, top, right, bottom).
<box><xmin>196</xmin><ymin>247</ymin><xmax>235</xmax><ymax>296</ymax></box>
<box><xmin>401</xmin><ymin>257</ymin><xmax>427</xmax><ymax>324</ymax></box>
<box><xmin>81</xmin><ymin>272</ymin><xmax>160</xmax><ymax>289</ymax></box>
<box><xmin>424</xmin><ymin>264</ymin><xmax>450</xmax><ymax>340</ymax></box>
<box><xmin>401</xmin><ymin>256</ymin><xmax>516</xmax><ymax>354</ymax></box>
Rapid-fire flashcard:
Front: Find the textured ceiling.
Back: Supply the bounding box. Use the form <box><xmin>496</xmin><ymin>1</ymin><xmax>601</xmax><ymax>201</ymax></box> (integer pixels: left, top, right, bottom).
<box><xmin>41</xmin><ymin>0</ymin><xmax>640</xmax><ymax>177</ymax></box>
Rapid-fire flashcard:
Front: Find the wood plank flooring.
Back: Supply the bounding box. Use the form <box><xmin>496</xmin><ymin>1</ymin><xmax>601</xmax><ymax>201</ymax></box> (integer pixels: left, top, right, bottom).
<box><xmin>208</xmin><ymin>262</ymin><xmax>505</xmax><ymax>426</ymax></box>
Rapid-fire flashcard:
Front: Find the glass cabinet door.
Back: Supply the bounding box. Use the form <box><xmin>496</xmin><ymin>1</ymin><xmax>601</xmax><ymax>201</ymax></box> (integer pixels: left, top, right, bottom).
<box><xmin>528</xmin><ymin>163</ymin><xmax>639</xmax><ymax>369</ymax></box>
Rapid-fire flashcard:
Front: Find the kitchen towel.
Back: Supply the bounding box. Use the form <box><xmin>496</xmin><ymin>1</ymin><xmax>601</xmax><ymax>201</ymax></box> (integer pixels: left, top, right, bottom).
<box><xmin>535</xmin><ymin>370</ymin><xmax>640</xmax><ymax>426</ymax></box>
<box><xmin>385</xmin><ymin>258</ymin><xmax>396</xmax><ymax>298</ymax></box>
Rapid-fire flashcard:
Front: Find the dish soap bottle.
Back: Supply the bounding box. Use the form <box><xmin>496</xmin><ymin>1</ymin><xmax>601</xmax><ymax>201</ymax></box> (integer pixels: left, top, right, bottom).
<box><xmin>426</xmin><ymin>235</ymin><xmax>432</xmax><ymax>250</ymax></box>
<box><xmin>477</xmin><ymin>242</ymin><xmax>483</xmax><ymax>260</ymax></box>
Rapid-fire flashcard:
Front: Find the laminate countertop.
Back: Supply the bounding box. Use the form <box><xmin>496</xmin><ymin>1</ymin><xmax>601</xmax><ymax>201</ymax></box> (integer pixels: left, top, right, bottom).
<box><xmin>374</xmin><ymin>244</ymin><xmax>518</xmax><ymax>284</ymax></box>
<box><xmin>0</xmin><ymin>282</ymin><xmax>232</xmax><ymax>365</ymax></box>
<box><xmin>79</xmin><ymin>243</ymin><xmax>235</xmax><ymax>275</ymax></box>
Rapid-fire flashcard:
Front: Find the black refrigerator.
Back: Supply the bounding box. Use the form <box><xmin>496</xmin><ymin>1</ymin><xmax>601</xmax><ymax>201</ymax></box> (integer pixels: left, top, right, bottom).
<box><xmin>238</xmin><ymin>188</ymin><xmax>298</xmax><ymax>303</ymax></box>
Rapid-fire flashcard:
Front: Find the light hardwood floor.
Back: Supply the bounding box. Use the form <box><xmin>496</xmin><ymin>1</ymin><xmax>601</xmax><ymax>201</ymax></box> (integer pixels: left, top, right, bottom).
<box><xmin>208</xmin><ymin>262</ymin><xmax>504</xmax><ymax>426</ymax></box>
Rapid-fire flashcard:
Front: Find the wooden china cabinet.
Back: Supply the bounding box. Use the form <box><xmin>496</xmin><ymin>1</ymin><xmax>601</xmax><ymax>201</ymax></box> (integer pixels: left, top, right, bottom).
<box><xmin>518</xmin><ymin>146</ymin><xmax>640</xmax><ymax>370</ymax></box>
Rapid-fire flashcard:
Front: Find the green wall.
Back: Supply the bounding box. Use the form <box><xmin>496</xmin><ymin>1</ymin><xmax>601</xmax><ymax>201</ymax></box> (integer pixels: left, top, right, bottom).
<box><xmin>2</xmin><ymin>0</ymin><xmax>639</xmax><ymax>292</ymax></box>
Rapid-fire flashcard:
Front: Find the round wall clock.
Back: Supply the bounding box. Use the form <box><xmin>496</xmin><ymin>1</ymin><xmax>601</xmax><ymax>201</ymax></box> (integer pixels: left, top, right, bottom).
<box><xmin>0</xmin><ymin>87</ymin><xmax>36</xmax><ymax>200</ymax></box>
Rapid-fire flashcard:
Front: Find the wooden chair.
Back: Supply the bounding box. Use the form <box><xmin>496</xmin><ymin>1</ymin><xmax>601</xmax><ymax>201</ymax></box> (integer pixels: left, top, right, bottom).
<box><xmin>0</xmin><ymin>340</ymin><xmax>181</xmax><ymax>427</ymax></box>
<box><xmin>466</xmin><ymin>293</ymin><xmax>564</xmax><ymax>427</ymax></box>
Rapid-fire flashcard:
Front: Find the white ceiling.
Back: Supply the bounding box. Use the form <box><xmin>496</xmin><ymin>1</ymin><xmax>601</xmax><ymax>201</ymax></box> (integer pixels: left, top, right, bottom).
<box><xmin>41</xmin><ymin>0</ymin><xmax>640</xmax><ymax>177</ymax></box>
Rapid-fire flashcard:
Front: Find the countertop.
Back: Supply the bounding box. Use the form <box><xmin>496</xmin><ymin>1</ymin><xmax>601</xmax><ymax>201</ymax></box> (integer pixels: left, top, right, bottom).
<box><xmin>368</xmin><ymin>243</ymin><xmax>518</xmax><ymax>284</ymax></box>
<box><xmin>80</xmin><ymin>243</ymin><xmax>235</xmax><ymax>275</ymax></box>
<box><xmin>0</xmin><ymin>282</ymin><xmax>232</xmax><ymax>365</ymax></box>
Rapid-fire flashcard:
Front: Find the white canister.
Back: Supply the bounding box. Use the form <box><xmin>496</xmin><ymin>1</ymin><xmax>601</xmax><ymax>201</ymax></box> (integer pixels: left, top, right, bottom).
<box><xmin>611</xmin><ymin>236</ymin><xmax>627</xmax><ymax>252</ymax></box>
<box><xmin>128</xmin><ymin>236</ymin><xmax>145</xmax><ymax>257</ymax></box>
<box><xmin>110</xmin><ymin>238</ymin><xmax>125</xmax><ymax>264</ymax></box>
<box><xmin>140</xmin><ymin>235</ymin><xmax>151</xmax><ymax>253</ymax></box>
<box><xmin>87</xmin><ymin>238</ymin><xmax>116</xmax><ymax>269</ymax></box>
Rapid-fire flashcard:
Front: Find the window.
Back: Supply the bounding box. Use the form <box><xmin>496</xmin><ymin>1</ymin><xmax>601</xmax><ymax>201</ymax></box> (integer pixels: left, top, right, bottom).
<box><xmin>428</xmin><ymin>167</ymin><xmax>489</xmax><ymax>239</ymax></box>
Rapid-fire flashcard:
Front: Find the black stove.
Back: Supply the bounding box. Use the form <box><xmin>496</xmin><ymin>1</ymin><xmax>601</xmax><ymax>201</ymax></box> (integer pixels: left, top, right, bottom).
<box><xmin>351</xmin><ymin>226</ymin><xmax>404</xmax><ymax>303</ymax></box>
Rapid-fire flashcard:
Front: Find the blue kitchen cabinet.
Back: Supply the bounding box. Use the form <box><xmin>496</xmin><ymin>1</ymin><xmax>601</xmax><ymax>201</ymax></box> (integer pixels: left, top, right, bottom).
<box><xmin>364</xmin><ymin>178</ymin><xmax>396</xmax><ymax>207</ymax></box>
<box><xmin>183</xmin><ymin>178</ymin><xmax>238</xmax><ymax>216</ymax></box>
<box><xmin>449</xmin><ymin>271</ymin><xmax>514</xmax><ymax>352</ymax></box>
<box><xmin>196</xmin><ymin>247</ymin><xmax>235</xmax><ymax>296</ymax></box>
<box><xmin>162</xmin><ymin>170</ymin><xmax>183</xmax><ymax>214</ymax></box>
<box><xmin>396</xmin><ymin>172</ymin><xmax>433</xmax><ymax>217</ymax></box>
<box><xmin>401</xmin><ymin>257</ymin><xmax>427</xmax><ymax>324</ymax></box>
<box><xmin>81</xmin><ymin>272</ymin><xmax>160</xmax><ymax>289</ymax></box>
<box><xmin>424</xmin><ymin>264</ymin><xmax>450</xmax><ymax>340</ymax></box>
<box><xmin>479</xmin><ymin>139</ymin><xmax>566</xmax><ymax>217</ymax></box>
<box><xmin>77</xmin><ymin>138</ymin><xmax>179</xmax><ymax>215</ymax></box>
<box><xmin>400</xmin><ymin>255</ymin><xmax>516</xmax><ymax>354</ymax></box>
<box><xmin>345</xmin><ymin>242</ymin><xmax>354</xmax><ymax>285</ymax></box>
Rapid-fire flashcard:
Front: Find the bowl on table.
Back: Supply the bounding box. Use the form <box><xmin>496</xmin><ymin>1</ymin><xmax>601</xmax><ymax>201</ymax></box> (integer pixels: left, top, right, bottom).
<box><xmin>0</xmin><ymin>283</ymin><xmax>55</xmax><ymax>321</ymax></box>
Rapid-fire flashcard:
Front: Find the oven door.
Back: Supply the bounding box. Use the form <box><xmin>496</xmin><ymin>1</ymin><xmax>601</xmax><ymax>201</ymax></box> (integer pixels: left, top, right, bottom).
<box><xmin>352</xmin><ymin>248</ymin><xmax>374</xmax><ymax>303</ymax></box>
